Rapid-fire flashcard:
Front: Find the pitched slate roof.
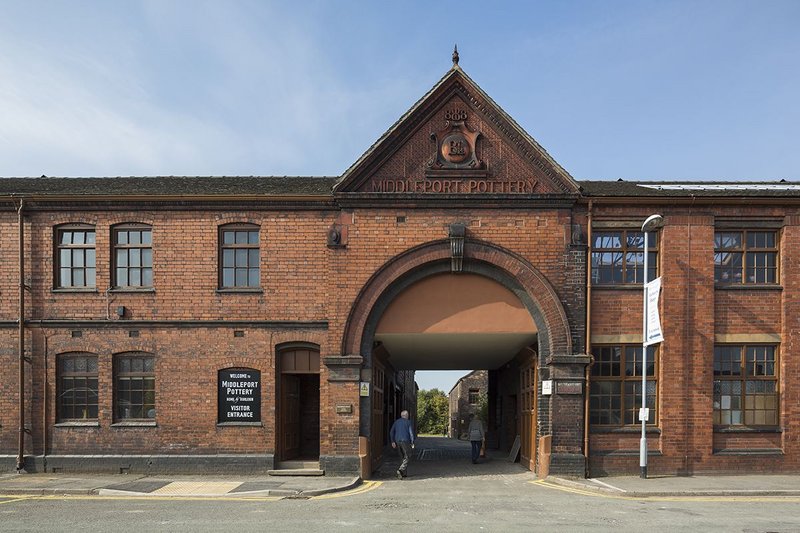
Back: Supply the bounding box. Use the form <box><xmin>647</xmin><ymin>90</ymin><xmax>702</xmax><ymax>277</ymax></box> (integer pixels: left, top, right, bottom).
<box><xmin>1</xmin><ymin>176</ymin><xmax>799</xmax><ymax>199</ymax></box>
<box><xmin>579</xmin><ymin>180</ymin><xmax>800</xmax><ymax>198</ymax></box>
<box><xmin>0</xmin><ymin>176</ymin><xmax>338</xmax><ymax>197</ymax></box>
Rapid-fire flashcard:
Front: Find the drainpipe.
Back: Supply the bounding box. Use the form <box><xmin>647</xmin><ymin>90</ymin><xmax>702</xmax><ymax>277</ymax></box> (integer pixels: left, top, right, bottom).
<box><xmin>584</xmin><ymin>200</ymin><xmax>593</xmax><ymax>477</ymax></box>
<box><xmin>16</xmin><ymin>198</ymin><xmax>26</xmax><ymax>472</ymax></box>
<box><xmin>42</xmin><ymin>334</ymin><xmax>50</xmax><ymax>470</ymax></box>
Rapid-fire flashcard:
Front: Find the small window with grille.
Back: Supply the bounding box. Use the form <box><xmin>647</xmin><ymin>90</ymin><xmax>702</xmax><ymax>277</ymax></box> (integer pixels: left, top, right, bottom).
<box><xmin>468</xmin><ymin>389</ymin><xmax>480</xmax><ymax>404</ymax></box>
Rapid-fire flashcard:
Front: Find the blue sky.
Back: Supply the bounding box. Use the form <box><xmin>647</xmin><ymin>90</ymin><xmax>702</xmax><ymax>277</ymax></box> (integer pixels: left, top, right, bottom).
<box><xmin>2</xmin><ymin>1</ymin><xmax>799</xmax><ymax>392</ymax></box>
<box><xmin>1</xmin><ymin>1</ymin><xmax>798</xmax><ymax>181</ymax></box>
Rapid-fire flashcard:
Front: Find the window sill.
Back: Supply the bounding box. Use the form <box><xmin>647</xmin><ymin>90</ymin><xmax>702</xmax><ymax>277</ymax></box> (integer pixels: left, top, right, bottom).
<box><xmin>591</xmin><ymin>449</ymin><xmax>663</xmax><ymax>457</ymax></box>
<box><xmin>111</xmin><ymin>420</ymin><xmax>157</xmax><ymax>428</ymax></box>
<box><xmin>715</xmin><ymin>284</ymin><xmax>782</xmax><ymax>291</ymax></box>
<box><xmin>51</xmin><ymin>288</ymin><xmax>99</xmax><ymax>294</ymax></box>
<box><xmin>216</xmin><ymin>422</ymin><xmax>263</xmax><ymax>427</ymax></box>
<box><xmin>54</xmin><ymin>421</ymin><xmax>100</xmax><ymax>428</ymax></box>
<box><xmin>590</xmin><ymin>285</ymin><xmax>642</xmax><ymax>291</ymax></box>
<box><xmin>714</xmin><ymin>426</ymin><xmax>782</xmax><ymax>433</ymax></box>
<box><xmin>713</xmin><ymin>448</ymin><xmax>783</xmax><ymax>456</ymax></box>
<box><xmin>590</xmin><ymin>426</ymin><xmax>661</xmax><ymax>435</ymax></box>
<box><xmin>109</xmin><ymin>288</ymin><xmax>155</xmax><ymax>294</ymax></box>
<box><xmin>215</xmin><ymin>288</ymin><xmax>264</xmax><ymax>294</ymax></box>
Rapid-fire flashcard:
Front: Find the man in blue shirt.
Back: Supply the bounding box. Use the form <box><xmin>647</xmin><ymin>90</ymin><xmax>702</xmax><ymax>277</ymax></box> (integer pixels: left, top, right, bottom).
<box><xmin>389</xmin><ymin>410</ymin><xmax>415</xmax><ymax>479</ymax></box>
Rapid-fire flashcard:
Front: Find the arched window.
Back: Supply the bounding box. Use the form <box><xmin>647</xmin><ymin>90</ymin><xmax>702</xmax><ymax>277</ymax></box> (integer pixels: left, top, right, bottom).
<box><xmin>114</xmin><ymin>352</ymin><xmax>156</xmax><ymax>420</ymax></box>
<box><xmin>57</xmin><ymin>353</ymin><xmax>99</xmax><ymax>421</ymax></box>
<box><xmin>55</xmin><ymin>224</ymin><xmax>96</xmax><ymax>288</ymax></box>
<box><xmin>219</xmin><ymin>224</ymin><xmax>260</xmax><ymax>289</ymax></box>
<box><xmin>112</xmin><ymin>223</ymin><xmax>153</xmax><ymax>288</ymax></box>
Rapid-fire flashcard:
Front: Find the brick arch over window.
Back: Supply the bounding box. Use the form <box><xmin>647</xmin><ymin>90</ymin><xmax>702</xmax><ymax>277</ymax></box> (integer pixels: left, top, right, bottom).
<box><xmin>342</xmin><ymin>239</ymin><xmax>572</xmax><ymax>361</ymax></box>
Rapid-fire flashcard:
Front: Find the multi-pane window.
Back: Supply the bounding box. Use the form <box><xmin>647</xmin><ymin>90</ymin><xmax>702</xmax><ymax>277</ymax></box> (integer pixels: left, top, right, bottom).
<box><xmin>591</xmin><ymin>230</ymin><xmax>658</xmax><ymax>285</ymax></box>
<box><xmin>57</xmin><ymin>353</ymin><xmax>98</xmax><ymax>421</ymax></box>
<box><xmin>115</xmin><ymin>353</ymin><xmax>156</xmax><ymax>420</ymax></box>
<box><xmin>590</xmin><ymin>345</ymin><xmax>657</xmax><ymax>426</ymax></box>
<box><xmin>713</xmin><ymin>345</ymin><xmax>778</xmax><ymax>427</ymax></box>
<box><xmin>714</xmin><ymin>231</ymin><xmax>778</xmax><ymax>284</ymax></box>
<box><xmin>56</xmin><ymin>225</ymin><xmax>96</xmax><ymax>288</ymax></box>
<box><xmin>219</xmin><ymin>224</ymin><xmax>260</xmax><ymax>288</ymax></box>
<box><xmin>113</xmin><ymin>224</ymin><xmax>153</xmax><ymax>289</ymax></box>
<box><xmin>468</xmin><ymin>389</ymin><xmax>480</xmax><ymax>405</ymax></box>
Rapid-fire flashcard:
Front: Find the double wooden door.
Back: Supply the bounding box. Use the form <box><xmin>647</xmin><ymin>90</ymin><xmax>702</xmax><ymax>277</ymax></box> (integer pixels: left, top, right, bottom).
<box><xmin>519</xmin><ymin>356</ymin><xmax>538</xmax><ymax>471</ymax></box>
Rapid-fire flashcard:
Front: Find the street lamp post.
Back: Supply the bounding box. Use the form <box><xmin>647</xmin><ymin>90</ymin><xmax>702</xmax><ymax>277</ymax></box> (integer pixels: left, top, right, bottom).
<box><xmin>640</xmin><ymin>214</ymin><xmax>663</xmax><ymax>479</ymax></box>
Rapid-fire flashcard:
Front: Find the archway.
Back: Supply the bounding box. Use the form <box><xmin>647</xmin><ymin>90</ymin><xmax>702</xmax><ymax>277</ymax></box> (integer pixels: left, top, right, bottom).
<box><xmin>341</xmin><ymin>239</ymin><xmax>574</xmax><ymax>475</ymax></box>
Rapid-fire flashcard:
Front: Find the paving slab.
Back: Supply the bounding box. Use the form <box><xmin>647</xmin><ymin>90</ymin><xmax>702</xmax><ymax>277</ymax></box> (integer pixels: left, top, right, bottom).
<box><xmin>0</xmin><ymin>472</ymin><xmax>359</xmax><ymax>497</ymax></box>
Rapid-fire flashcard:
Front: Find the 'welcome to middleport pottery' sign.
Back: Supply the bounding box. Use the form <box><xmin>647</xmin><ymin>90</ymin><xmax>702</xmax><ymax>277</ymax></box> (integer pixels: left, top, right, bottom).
<box><xmin>218</xmin><ymin>369</ymin><xmax>261</xmax><ymax>423</ymax></box>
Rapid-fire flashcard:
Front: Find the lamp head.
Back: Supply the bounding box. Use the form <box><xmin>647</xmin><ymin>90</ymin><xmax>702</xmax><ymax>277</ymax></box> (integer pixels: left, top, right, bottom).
<box><xmin>641</xmin><ymin>214</ymin><xmax>664</xmax><ymax>232</ymax></box>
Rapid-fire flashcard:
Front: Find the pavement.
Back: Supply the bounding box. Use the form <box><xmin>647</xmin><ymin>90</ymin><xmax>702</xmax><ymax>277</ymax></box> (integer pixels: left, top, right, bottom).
<box><xmin>543</xmin><ymin>473</ymin><xmax>800</xmax><ymax>498</ymax></box>
<box><xmin>2</xmin><ymin>436</ymin><xmax>799</xmax><ymax>499</ymax></box>
<box><xmin>0</xmin><ymin>471</ymin><xmax>361</xmax><ymax>498</ymax></box>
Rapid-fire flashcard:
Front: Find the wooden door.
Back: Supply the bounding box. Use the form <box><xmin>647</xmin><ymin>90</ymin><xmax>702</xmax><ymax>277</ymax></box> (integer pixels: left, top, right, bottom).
<box><xmin>281</xmin><ymin>374</ymin><xmax>300</xmax><ymax>461</ymax></box>
<box><xmin>519</xmin><ymin>357</ymin><xmax>537</xmax><ymax>471</ymax></box>
<box><xmin>371</xmin><ymin>363</ymin><xmax>386</xmax><ymax>469</ymax></box>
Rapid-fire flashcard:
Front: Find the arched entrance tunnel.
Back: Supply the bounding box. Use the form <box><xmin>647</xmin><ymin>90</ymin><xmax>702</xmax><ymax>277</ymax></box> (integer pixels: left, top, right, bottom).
<box><xmin>342</xmin><ymin>239</ymin><xmax>589</xmax><ymax>479</ymax></box>
<box><xmin>372</xmin><ymin>272</ymin><xmax>540</xmax><ymax>473</ymax></box>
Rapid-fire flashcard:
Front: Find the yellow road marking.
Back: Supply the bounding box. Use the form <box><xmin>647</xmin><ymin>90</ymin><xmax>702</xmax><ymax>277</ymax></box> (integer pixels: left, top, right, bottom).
<box><xmin>0</xmin><ymin>494</ymin><xmax>282</xmax><ymax>503</ymax></box>
<box><xmin>312</xmin><ymin>480</ymin><xmax>383</xmax><ymax>500</ymax></box>
<box><xmin>0</xmin><ymin>496</ymin><xmax>33</xmax><ymax>505</ymax></box>
<box><xmin>531</xmin><ymin>479</ymin><xmax>800</xmax><ymax>502</ymax></box>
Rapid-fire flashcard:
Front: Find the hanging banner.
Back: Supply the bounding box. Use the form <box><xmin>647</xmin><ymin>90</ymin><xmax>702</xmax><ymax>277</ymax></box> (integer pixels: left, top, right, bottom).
<box><xmin>645</xmin><ymin>277</ymin><xmax>664</xmax><ymax>346</ymax></box>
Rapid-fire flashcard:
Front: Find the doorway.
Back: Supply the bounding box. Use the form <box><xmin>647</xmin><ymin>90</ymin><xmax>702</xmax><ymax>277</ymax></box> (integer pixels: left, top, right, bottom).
<box><xmin>277</xmin><ymin>346</ymin><xmax>320</xmax><ymax>462</ymax></box>
<box><xmin>519</xmin><ymin>353</ymin><xmax>538</xmax><ymax>471</ymax></box>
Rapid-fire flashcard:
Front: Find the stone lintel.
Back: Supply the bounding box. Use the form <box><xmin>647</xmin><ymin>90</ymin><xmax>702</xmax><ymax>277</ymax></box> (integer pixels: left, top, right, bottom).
<box><xmin>323</xmin><ymin>355</ymin><xmax>364</xmax><ymax>382</ymax></box>
<box><xmin>546</xmin><ymin>353</ymin><xmax>592</xmax><ymax>366</ymax></box>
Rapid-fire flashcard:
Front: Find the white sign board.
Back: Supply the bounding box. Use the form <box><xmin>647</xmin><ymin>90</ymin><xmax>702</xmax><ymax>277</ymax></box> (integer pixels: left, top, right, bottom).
<box><xmin>645</xmin><ymin>277</ymin><xmax>664</xmax><ymax>346</ymax></box>
<box><xmin>639</xmin><ymin>408</ymin><xmax>650</xmax><ymax>422</ymax></box>
<box><xmin>542</xmin><ymin>380</ymin><xmax>553</xmax><ymax>396</ymax></box>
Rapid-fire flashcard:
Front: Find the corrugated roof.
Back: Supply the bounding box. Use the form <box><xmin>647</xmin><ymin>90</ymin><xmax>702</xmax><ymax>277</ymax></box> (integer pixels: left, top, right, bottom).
<box><xmin>0</xmin><ymin>176</ymin><xmax>338</xmax><ymax>197</ymax></box>
<box><xmin>579</xmin><ymin>180</ymin><xmax>800</xmax><ymax>197</ymax></box>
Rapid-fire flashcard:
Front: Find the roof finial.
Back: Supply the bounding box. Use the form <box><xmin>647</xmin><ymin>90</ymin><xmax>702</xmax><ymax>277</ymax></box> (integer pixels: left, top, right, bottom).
<box><xmin>452</xmin><ymin>44</ymin><xmax>459</xmax><ymax>67</ymax></box>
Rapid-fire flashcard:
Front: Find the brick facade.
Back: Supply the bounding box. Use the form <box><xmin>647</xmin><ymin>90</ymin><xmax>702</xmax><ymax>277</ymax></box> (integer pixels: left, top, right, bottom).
<box><xmin>1</xmin><ymin>65</ymin><xmax>799</xmax><ymax>477</ymax></box>
<box><xmin>448</xmin><ymin>370</ymin><xmax>488</xmax><ymax>438</ymax></box>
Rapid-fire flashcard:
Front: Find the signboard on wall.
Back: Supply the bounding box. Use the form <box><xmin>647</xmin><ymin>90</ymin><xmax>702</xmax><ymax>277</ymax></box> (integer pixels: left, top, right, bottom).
<box><xmin>218</xmin><ymin>368</ymin><xmax>261</xmax><ymax>423</ymax></box>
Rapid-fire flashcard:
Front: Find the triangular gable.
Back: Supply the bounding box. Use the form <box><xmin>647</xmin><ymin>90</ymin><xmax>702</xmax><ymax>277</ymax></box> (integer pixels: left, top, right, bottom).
<box><xmin>334</xmin><ymin>66</ymin><xmax>579</xmax><ymax>196</ymax></box>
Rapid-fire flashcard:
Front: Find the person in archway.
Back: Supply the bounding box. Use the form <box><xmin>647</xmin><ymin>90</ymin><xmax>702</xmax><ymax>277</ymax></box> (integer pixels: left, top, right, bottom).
<box><xmin>390</xmin><ymin>410</ymin><xmax>415</xmax><ymax>479</ymax></box>
<box><xmin>468</xmin><ymin>413</ymin><xmax>485</xmax><ymax>464</ymax></box>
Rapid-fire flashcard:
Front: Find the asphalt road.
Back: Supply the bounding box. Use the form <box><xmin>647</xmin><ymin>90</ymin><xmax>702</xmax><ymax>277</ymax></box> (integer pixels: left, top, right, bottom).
<box><xmin>1</xmin><ymin>439</ymin><xmax>798</xmax><ymax>532</ymax></box>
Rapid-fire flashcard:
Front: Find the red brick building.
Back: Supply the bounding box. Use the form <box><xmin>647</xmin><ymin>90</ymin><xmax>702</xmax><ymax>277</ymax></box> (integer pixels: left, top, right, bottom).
<box><xmin>448</xmin><ymin>370</ymin><xmax>488</xmax><ymax>440</ymax></box>
<box><xmin>1</xmin><ymin>61</ymin><xmax>798</xmax><ymax>477</ymax></box>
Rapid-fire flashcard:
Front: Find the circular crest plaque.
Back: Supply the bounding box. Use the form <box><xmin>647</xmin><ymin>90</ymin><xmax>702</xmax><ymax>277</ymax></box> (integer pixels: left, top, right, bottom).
<box><xmin>441</xmin><ymin>132</ymin><xmax>471</xmax><ymax>164</ymax></box>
